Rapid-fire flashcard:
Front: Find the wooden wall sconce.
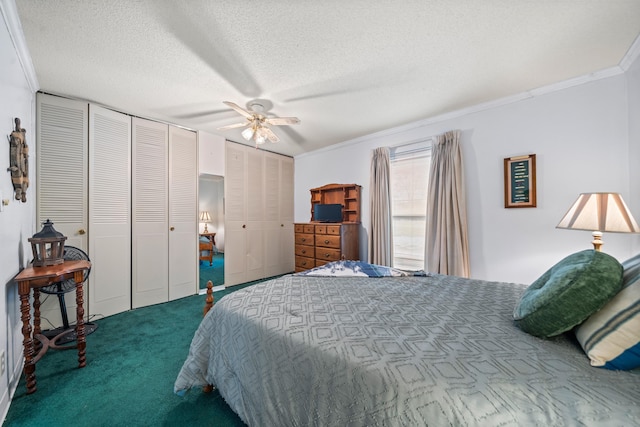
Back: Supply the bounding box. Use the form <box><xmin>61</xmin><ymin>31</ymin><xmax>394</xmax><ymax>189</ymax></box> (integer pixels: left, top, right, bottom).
<box><xmin>7</xmin><ymin>117</ymin><xmax>29</xmax><ymax>202</ymax></box>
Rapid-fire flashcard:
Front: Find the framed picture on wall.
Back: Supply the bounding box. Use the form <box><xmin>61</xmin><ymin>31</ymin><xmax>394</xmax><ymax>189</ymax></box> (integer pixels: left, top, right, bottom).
<box><xmin>504</xmin><ymin>154</ymin><xmax>536</xmax><ymax>208</ymax></box>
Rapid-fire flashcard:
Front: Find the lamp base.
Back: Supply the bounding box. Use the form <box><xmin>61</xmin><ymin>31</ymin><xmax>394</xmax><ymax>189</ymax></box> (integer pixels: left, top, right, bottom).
<box><xmin>591</xmin><ymin>231</ymin><xmax>603</xmax><ymax>251</ymax></box>
<box><xmin>203</xmin><ymin>224</ymin><xmax>209</xmax><ymax>233</ymax></box>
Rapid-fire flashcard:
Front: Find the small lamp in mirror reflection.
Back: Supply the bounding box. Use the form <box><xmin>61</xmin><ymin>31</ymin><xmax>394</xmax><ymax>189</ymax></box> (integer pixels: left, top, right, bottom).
<box><xmin>556</xmin><ymin>192</ymin><xmax>640</xmax><ymax>251</ymax></box>
<box><xmin>199</xmin><ymin>211</ymin><xmax>211</xmax><ymax>233</ymax></box>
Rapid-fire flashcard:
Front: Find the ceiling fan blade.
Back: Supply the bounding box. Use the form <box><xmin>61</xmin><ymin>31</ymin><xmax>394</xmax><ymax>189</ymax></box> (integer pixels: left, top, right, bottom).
<box><xmin>223</xmin><ymin>101</ymin><xmax>255</xmax><ymax>119</ymax></box>
<box><xmin>264</xmin><ymin>117</ymin><xmax>300</xmax><ymax>126</ymax></box>
<box><xmin>217</xmin><ymin>121</ymin><xmax>250</xmax><ymax>130</ymax></box>
<box><xmin>262</xmin><ymin>126</ymin><xmax>280</xmax><ymax>143</ymax></box>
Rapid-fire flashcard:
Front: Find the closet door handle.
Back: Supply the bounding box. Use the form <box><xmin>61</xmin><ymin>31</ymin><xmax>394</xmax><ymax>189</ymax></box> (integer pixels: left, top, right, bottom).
<box><xmin>78</xmin><ymin>228</ymin><xmax>86</xmax><ymax>235</ymax></box>
<box><xmin>242</xmin><ymin>224</ymin><xmax>246</xmax><ymax>229</ymax></box>
<box><xmin>170</xmin><ymin>226</ymin><xmax>175</xmax><ymax>231</ymax></box>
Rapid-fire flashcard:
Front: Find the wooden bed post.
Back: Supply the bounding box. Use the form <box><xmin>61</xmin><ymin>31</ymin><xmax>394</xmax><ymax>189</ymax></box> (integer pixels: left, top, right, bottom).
<box><xmin>204</xmin><ymin>280</ymin><xmax>214</xmax><ymax>316</ymax></box>
<box><xmin>203</xmin><ymin>280</ymin><xmax>215</xmax><ymax>393</ymax></box>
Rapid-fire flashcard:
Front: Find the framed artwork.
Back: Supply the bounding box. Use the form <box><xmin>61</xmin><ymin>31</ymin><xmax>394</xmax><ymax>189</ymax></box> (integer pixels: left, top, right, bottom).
<box><xmin>504</xmin><ymin>154</ymin><xmax>536</xmax><ymax>208</ymax></box>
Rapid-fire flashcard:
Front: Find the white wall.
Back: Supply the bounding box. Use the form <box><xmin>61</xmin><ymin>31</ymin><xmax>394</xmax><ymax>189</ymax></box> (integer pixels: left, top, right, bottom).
<box><xmin>1</xmin><ymin>0</ymin><xmax>38</xmax><ymax>420</ymax></box>
<box><xmin>198</xmin><ymin>131</ymin><xmax>226</xmax><ymax>252</ymax></box>
<box><xmin>295</xmin><ymin>74</ymin><xmax>636</xmax><ymax>285</ymax></box>
<box><xmin>625</xmin><ymin>51</ymin><xmax>640</xmax><ymax>254</ymax></box>
<box><xmin>198</xmin><ymin>130</ymin><xmax>225</xmax><ymax>176</ymax></box>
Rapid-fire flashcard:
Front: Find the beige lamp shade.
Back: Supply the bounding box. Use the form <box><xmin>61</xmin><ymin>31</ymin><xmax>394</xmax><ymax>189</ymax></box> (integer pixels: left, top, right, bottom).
<box><xmin>199</xmin><ymin>211</ymin><xmax>211</xmax><ymax>233</ymax></box>
<box><xmin>556</xmin><ymin>192</ymin><xmax>640</xmax><ymax>250</ymax></box>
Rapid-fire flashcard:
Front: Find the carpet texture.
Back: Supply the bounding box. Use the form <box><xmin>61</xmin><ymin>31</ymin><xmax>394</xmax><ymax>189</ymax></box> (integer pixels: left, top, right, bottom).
<box><xmin>2</xmin><ymin>282</ymin><xmax>258</xmax><ymax>427</ymax></box>
<box><xmin>199</xmin><ymin>253</ymin><xmax>224</xmax><ymax>290</ymax></box>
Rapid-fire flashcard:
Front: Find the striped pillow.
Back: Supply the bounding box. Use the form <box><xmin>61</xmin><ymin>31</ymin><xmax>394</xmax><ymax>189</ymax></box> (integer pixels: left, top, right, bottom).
<box><xmin>575</xmin><ymin>253</ymin><xmax>640</xmax><ymax>370</ymax></box>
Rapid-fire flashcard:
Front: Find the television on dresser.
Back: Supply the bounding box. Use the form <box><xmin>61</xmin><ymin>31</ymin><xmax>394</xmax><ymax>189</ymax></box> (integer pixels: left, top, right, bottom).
<box><xmin>314</xmin><ymin>203</ymin><xmax>343</xmax><ymax>223</ymax></box>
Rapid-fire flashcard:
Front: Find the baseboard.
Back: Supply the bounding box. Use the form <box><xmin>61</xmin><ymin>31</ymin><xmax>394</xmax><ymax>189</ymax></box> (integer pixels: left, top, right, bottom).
<box><xmin>0</xmin><ymin>356</ymin><xmax>23</xmax><ymax>425</ymax></box>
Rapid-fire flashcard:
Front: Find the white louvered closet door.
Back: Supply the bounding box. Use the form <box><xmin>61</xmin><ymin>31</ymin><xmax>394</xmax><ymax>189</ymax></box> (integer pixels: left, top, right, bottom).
<box><xmin>224</xmin><ymin>141</ymin><xmax>266</xmax><ymax>286</ymax></box>
<box><xmin>263</xmin><ymin>153</ymin><xmax>295</xmax><ymax>277</ymax></box>
<box><xmin>36</xmin><ymin>93</ymin><xmax>88</xmax><ymax>327</ymax></box>
<box><xmin>224</xmin><ymin>142</ymin><xmax>248</xmax><ymax>286</ymax></box>
<box><xmin>263</xmin><ymin>152</ymin><xmax>282</xmax><ymax>277</ymax></box>
<box><xmin>132</xmin><ymin>118</ymin><xmax>168</xmax><ymax>308</ymax></box>
<box><xmin>88</xmin><ymin>104</ymin><xmax>132</xmax><ymax>318</ymax></box>
<box><xmin>279</xmin><ymin>156</ymin><xmax>295</xmax><ymax>274</ymax></box>
<box><xmin>168</xmin><ymin>126</ymin><xmax>198</xmax><ymax>300</ymax></box>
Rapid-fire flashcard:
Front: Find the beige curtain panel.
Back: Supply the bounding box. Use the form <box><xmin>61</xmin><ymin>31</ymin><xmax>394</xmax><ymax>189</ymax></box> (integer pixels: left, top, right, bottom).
<box><xmin>425</xmin><ymin>130</ymin><xmax>471</xmax><ymax>277</ymax></box>
<box><xmin>369</xmin><ymin>147</ymin><xmax>393</xmax><ymax>265</ymax></box>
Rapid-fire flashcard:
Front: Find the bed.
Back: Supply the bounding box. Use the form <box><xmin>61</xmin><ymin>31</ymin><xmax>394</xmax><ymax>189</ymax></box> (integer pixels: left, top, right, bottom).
<box><xmin>175</xmin><ymin>260</ymin><xmax>640</xmax><ymax>426</ymax></box>
<box><xmin>199</xmin><ymin>236</ymin><xmax>214</xmax><ymax>266</ymax></box>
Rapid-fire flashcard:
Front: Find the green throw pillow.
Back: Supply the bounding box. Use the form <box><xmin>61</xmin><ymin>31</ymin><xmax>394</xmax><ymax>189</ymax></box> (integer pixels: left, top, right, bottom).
<box><xmin>513</xmin><ymin>249</ymin><xmax>623</xmax><ymax>338</ymax></box>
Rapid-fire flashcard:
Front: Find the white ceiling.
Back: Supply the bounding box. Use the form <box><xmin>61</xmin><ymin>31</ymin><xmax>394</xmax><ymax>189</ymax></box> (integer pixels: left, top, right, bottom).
<box><xmin>14</xmin><ymin>1</ymin><xmax>640</xmax><ymax>157</ymax></box>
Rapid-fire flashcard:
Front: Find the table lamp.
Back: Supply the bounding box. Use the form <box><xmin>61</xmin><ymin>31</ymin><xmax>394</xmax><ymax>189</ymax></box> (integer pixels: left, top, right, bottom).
<box><xmin>556</xmin><ymin>192</ymin><xmax>640</xmax><ymax>251</ymax></box>
<box><xmin>200</xmin><ymin>211</ymin><xmax>211</xmax><ymax>233</ymax></box>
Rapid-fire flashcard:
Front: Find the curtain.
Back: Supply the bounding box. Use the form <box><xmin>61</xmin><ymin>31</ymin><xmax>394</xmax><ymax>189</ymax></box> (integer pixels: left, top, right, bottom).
<box><xmin>369</xmin><ymin>147</ymin><xmax>393</xmax><ymax>265</ymax></box>
<box><xmin>425</xmin><ymin>130</ymin><xmax>470</xmax><ymax>277</ymax></box>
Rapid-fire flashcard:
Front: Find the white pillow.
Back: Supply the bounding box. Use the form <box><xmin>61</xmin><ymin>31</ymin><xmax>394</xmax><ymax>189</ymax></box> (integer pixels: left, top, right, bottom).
<box><xmin>575</xmin><ymin>253</ymin><xmax>640</xmax><ymax>370</ymax></box>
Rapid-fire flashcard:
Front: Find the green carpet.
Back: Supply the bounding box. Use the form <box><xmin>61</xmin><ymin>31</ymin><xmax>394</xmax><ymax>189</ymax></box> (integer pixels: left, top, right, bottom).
<box><xmin>2</xmin><ymin>281</ymin><xmax>260</xmax><ymax>427</ymax></box>
<box><xmin>199</xmin><ymin>253</ymin><xmax>224</xmax><ymax>290</ymax></box>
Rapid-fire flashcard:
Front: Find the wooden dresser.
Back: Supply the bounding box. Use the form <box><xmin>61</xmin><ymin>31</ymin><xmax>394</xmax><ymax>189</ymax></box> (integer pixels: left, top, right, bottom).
<box><xmin>294</xmin><ymin>223</ymin><xmax>359</xmax><ymax>272</ymax></box>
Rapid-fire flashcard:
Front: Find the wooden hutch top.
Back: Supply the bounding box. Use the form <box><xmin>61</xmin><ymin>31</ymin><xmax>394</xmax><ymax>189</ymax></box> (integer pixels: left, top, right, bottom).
<box><xmin>310</xmin><ymin>183</ymin><xmax>361</xmax><ymax>223</ymax></box>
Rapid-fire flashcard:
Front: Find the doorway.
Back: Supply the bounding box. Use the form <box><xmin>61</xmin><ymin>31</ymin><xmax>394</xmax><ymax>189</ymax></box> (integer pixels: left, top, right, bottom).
<box><xmin>199</xmin><ymin>174</ymin><xmax>224</xmax><ymax>289</ymax></box>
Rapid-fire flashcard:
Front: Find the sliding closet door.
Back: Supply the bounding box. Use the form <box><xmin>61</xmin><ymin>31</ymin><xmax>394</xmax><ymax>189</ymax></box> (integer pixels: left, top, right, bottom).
<box><xmin>88</xmin><ymin>104</ymin><xmax>131</xmax><ymax>318</ymax></box>
<box><xmin>36</xmin><ymin>93</ymin><xmax>88</xmax><ymax>327</ymax></box>
<box><xmin>132</xmin><ymin>118</ymin><xmax>169</xmax><ymax>308</ymax></box>
<box><xmin>168</xmin><ymin>126</ymin><xmax>198</xmax><ymax>300</ymax></box>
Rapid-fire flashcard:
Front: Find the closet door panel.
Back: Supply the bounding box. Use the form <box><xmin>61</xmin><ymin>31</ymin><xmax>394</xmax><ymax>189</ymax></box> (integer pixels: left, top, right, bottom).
<box><xmin>132</xmin><ymin>118</ymin><xmax>169</xmax><ymax>308</ymax></box>
<box><xmin>89</xmin><ymin>104</ymin><xmax>132</xmax><ymax>318</ymax></box>
<box><xmin>36</xmin><ymin>93</ymin><xmax>88</xmax><ymax>327</ymax></box>
<box><xmin>168</xmin><ymin>126</ymin><xmax>198</xmax><ymax>300</ymax></box>
<box><xmin>224</xmin><ymin>142</ymin><xmax>247</xmax><ymax>286</ymax></box>
<box><xmin>263</xmin><ymin>153</ymin><xmax>282</xmax><ymax>277</ymax></box>
<box><xmin>279</xmin><ymin>156</ymin><xmax>295</xmax><ymax>273</ymax></box>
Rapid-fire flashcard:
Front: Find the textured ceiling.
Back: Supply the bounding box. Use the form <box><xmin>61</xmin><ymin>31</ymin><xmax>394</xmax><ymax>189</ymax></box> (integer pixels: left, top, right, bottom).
<box><xmin>14</xmin><ymin>1</ymin><xmax>640</xmax><ymax>157</ymax></box>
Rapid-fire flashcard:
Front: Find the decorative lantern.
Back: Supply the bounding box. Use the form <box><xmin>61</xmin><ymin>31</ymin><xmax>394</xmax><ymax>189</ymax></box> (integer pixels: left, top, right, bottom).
<box><xmin>28</xmin><ymin>219</ymin><xmax>67</xmax><ymax>267</ymax></box>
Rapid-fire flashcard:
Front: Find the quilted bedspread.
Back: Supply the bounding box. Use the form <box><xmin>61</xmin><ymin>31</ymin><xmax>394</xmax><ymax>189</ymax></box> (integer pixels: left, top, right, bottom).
<box><xmin>174</xmin><ymin>274</ymin><xmax>640</xmax><ymax>426</ymax></box>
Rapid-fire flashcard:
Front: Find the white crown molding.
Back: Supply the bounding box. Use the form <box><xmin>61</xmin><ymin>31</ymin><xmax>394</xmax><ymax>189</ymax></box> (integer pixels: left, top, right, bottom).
<box><xmin>1</xmin><ymin>0</ymin><xmax>39</xmax><ymax>92</ymax></box>
<box><xmin>620</xmin><ymin>33</ymin><xmax>640</xmax><ymax>71</ymax></box>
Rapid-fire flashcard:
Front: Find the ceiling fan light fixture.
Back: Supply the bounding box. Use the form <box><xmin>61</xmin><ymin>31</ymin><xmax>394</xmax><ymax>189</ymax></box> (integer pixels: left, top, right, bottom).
<box><xmin>255</xmin><ymin>127</ymin><xmax>268</xmax><ymax>144</ymax></box>
<box><xmin>241</xmin><ymin>126</ymin><xmax>255</xmax><ymax>141</ymax></box>
<box><xmin>220</xmin><ymin>101</ymin><xmax>299</xmax><ymax>147</ymax></box>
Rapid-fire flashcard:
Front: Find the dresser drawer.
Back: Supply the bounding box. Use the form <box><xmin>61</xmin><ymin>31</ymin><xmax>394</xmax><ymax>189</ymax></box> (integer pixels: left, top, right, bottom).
<box><xmin>315</xmin><ymin>247</ymin><xmax>341</xmax><ymax>262</ymax></box>
<box><xmin>295</xmin><ymin>256</ymin><xmax>315</xmax><ymax>270</ymax></box>
<box><xmin>326</xmin><ymin>225</ymin><xmax>341</xmax><ymax>235</ymax></box>
<box><xmin>295</xmin><ymin>245</ymin><xmax>314</xmax><ymax>258</ymax></box>
<box><xmin>295</xmin><ymin>224</ymin><xmax>315</xmax><ymax>234</ymax></box>
<box><xmin>295</xmin><ymin>233</ymin><xmax>314</xmax><ymax>245</ymax></box>
<box><xmin>315</xmin><ymin>234</ymin><xmax>340</xmax><ymax>248</ymax></box>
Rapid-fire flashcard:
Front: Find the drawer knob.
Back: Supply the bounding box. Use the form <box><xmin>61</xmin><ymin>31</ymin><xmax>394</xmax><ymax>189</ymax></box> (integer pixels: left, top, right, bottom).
<box><xmin>301</xmin><ymin>249</ymin><xmax>306</xmax><ymax>254</ymax></box>
<box><xmin>324</xmin><ymin>239</ymin><xmax>330</xmax><ymax>244</ymax></box>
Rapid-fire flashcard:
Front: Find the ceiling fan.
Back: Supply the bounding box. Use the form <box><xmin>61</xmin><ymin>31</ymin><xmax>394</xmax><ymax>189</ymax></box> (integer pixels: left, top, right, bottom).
<box><xmin>217</xmin><ymin>100</ymin><xmax>300</xmax><ymax>145</ymax></box>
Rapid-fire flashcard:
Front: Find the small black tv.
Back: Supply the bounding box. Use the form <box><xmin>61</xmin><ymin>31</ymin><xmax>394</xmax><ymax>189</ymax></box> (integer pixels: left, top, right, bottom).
<box><xmin>314</xmin><ymin>203</ymin><xmax>343</xmax><ymax>223</ymax></box>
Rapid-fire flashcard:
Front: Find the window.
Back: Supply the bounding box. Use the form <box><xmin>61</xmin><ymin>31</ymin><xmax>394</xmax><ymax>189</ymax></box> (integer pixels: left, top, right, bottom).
<box><xmin>389</xmin><ymin>139</ymin><xmax>432</xmax><ymax>270</ymax></box>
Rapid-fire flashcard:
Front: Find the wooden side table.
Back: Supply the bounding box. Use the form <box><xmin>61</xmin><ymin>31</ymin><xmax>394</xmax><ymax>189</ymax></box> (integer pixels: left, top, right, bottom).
<box><xmin>15</xmin><ymin>259</ymin><xmax>91</xmax><ymax>394</ymax></box>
